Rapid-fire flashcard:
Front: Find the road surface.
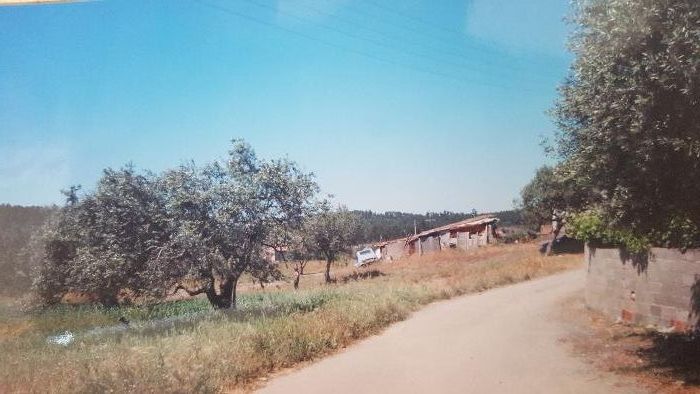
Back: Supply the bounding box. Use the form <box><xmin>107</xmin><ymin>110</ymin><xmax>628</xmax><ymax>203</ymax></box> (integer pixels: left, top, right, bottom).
<box><xmin>259</xmin><ymin>269</ymin><xmax>644</xmax><ymax>394</ymax></box>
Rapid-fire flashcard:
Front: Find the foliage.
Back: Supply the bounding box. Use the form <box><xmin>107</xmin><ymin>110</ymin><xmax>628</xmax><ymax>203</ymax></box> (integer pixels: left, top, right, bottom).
<box><xmin>0</xmin><ymin>205</ymin><xmax>54</xmax><ymax>295</ymax></box>
<box><xmin>148</xmin><ymin>140</ymin><xmax>317</xmax><ymax>308</ymax></box>
<box><xmin>552</xmin><ymin>0</ymin><xmax>700</xmax><ymax>249</ymax></box>
<box><xmin>35</xmin><ymin>166</ymin><xmax>171</xmax><ymax>305</ymax></box>
<box><xmin>519</xmin><ymin>165</ymin><xmax>589</xmax><ymax>229</ymax></box>
<box><xmin>567</xmin><ymin>210</ymin><xmax>650</xmax><ymax>253</ymax></box>
<box><xmin>33</xmin><ymin>140</ymin><xmax>318</xmax><ymax>308</ymax></box>
<box><xmin>302</xmin><ymin>202</ymin><xmax>360</xmax><ymax>283</ymax></box>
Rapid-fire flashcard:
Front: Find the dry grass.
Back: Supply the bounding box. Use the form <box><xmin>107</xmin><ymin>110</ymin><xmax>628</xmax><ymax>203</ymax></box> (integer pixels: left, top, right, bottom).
<box><xmin>0</xmin><ymin>243</ymin><xmax>581</xmax><ymax>393</ymax></box>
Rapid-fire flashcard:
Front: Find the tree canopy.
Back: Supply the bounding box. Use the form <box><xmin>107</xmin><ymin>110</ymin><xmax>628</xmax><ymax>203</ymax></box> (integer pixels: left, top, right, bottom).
<box><xmin>542</xmin><ymin>0</ymin><xmax>700</xmax><ymax>250</ymax></box>
<box><xmin>34</xmin><ymin>140</ymin><xmax>318</xmax><ymax>308</ymax></box>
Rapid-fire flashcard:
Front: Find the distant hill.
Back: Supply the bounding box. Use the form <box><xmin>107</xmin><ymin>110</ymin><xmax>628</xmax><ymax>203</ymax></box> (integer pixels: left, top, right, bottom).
<box><xmin>353</xmin><ymin>209</ymin><xmax>522</xmax><ymax>244</ymax></box>
<box><xmin>0</xmin><ymin>204</ymin><xmax>55</xmax><ymax>295</ymax></box>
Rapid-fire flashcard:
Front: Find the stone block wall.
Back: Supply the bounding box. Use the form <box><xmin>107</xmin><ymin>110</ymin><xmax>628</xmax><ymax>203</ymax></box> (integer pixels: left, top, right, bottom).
<box><xmin>585</xmin><ymin>245</ymin><xmax>700</xmax><ymax>330</ymax></box>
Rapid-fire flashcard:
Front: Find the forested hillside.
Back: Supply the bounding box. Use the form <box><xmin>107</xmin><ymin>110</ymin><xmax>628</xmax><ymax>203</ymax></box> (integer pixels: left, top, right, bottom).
<box><xmin>0</xmin><ymin>204</ymin><xmax>55</xmax><ymax>295</ymax></box>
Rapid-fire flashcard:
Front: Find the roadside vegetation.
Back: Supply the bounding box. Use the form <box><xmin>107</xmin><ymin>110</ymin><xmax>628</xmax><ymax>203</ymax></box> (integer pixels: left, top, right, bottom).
<box><xmin>0</xmin><ymin>243</ymin><xmax>580</xmax><ymax>393</ymax></box>
<box><xmin>519</xmin><ymin>0</ymin><xmax>700</xmax><ymax>253</ymax></box>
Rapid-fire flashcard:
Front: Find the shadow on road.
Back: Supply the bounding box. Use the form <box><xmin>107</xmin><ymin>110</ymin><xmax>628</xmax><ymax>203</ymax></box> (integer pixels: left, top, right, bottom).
<box><xmin>636</xmin><ymin>333</ymin><xmax>700</xmax><ymax>386</ymax></box>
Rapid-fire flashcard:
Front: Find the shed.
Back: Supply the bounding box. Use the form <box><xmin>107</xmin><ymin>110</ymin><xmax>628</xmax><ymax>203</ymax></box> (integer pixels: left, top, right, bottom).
<box><xmin>405</xmin><ymin>215</ymin><xmax>499</xmax><ymax>255</ymax></box>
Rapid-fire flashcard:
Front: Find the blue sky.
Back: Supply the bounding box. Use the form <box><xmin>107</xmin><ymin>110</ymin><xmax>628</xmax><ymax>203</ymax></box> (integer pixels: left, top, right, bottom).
<box><xmin>0</xmin><ymin>0</ymin><xmax>572</xmax><ymax>213</ymax></box>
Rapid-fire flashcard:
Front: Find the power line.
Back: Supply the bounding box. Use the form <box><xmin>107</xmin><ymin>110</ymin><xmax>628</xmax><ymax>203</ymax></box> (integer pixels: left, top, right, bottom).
<box><xmin>362</xmin><ymin>0</ymin><xmax>467</xmax><ymax>38</ymax></box>
<box><xmin>241</xmin><ymin>0</ymin><xmax>484</xmax><ymax>74</ymax></box>
<box><xmin>192</xmin><ymin>0</ymin><xmax>471</xmax><ymax>86</ymax></box>
<box><xmin>344</xmin><ymin>0</ymin><xmax>497</xmax><ymax>60</ymax></box>
<box><xmin>274</xmin><ymin>0</ymin><xmax>552</xmax><ymax>84</ymax></box>
<box><xmin>191</xmin><ymin>0</ymin><xmax>538</xmax><ymax>92</ymax></box>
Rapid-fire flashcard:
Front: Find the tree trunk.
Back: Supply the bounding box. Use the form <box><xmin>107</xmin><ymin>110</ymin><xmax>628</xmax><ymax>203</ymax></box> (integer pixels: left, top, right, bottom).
<box><xmin>98</xmin><ymin>290</ymin><xmax>119</xmax><ymax>307</ymax></box>
<box><xmin>205</xmin><ymin>275</ymin><xmax>239</xmax><ymax>309</ymax></box>
<box><xmin>325</xmin><ymin>259</ymin><xmax>332</xmax><ymax>283</ymax></box>
<box><xmin>293</xmin><ymin>269</ymin><xmax>300</xmax><ymax>290</ymax></box>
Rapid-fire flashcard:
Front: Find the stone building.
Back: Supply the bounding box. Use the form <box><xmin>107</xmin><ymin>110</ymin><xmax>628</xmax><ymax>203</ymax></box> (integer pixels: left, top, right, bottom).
<box><xmin>405</xmin><ymin>215</ymin><xmax>499</xmax><ymax>256</ymax></box>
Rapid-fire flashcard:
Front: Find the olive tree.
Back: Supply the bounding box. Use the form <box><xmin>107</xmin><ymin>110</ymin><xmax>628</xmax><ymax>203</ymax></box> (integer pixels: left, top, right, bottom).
<box><xmin>302</xmin><ymin>203</ymin><xmax>359</xmax><ymax>283</ymax></box>
<box><xmin>34</xmin><ymin>167</ymin><xmax>170</xmax><ymax>306</ymax></box>
<box><xmin>520</xmin><ymin>165</ymin><xmax>590</xmax><ymax>254</ymax></box>
<box><xmin>553</xmin><ymin>0</ymin><xmax>700</xmax><ymax>249</ymax></box>
<box><xmin>158</xmin><ymin>140</ymin><xmax>317</xmax><ymax>308</ymax></box>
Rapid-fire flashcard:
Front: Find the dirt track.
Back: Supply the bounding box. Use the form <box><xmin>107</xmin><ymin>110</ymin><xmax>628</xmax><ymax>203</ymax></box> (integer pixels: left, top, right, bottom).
<box><xmin>259</xmin><ymin>269</ymin><xmax>646</xmax><ymax>394</ymax></box>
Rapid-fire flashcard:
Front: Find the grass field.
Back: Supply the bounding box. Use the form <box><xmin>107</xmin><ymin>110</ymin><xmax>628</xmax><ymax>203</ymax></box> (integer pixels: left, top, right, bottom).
<box><xmin>0</xmin><ymin>243</ymin><xmax>582</xmax><ymax>393</ymax></box>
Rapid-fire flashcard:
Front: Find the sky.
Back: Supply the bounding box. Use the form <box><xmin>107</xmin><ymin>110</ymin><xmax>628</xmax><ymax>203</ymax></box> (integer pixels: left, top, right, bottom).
<box><xmin>0</xmin><ymin>0</ymin><xmax>572</xmax><ymax>213</ymax></box>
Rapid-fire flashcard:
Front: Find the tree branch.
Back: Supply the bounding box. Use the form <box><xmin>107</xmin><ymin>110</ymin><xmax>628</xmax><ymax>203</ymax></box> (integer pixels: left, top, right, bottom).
<box><xmin>172</xmin><ymin>283</ymin><xmax>209</xmax><ymax>296</ymax></box>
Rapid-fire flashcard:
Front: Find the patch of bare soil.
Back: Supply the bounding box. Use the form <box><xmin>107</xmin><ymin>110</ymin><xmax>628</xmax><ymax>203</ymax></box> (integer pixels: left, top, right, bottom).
<box><xmin>558</xmin><ymin>294</ymin><xmax>700</xmax><ymax>393</ymax></box>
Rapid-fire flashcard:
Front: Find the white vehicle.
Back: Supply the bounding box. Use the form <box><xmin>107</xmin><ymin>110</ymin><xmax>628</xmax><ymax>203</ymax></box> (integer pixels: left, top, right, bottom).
<box><xmin>355</xmin><ymin>247</ymin><xmax>379</xmax><ymax>267</ymax></box>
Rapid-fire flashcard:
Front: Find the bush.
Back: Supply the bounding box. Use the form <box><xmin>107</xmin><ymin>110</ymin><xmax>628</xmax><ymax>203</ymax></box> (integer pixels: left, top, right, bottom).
<box><xmin>568</xmin><ymin>211</ymin><xmax>699</xmax><ymax>252</ymax></box>
<box><xmin>567</xmin><ymin>211</ymin><xmax>650</xmax><ymax>253</ymax></box>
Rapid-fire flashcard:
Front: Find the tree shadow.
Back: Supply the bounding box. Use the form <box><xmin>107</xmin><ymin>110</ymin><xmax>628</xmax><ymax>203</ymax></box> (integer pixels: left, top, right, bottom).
<box><xmin>588</xmin><ymin>243</ymin><xmax>649</xmax><ymax>274</ymax></box>
<box><xmin>627</xmin><ymin>277</ymin><xmax>700</xmax><ymax>386</ymax></box>
<box><xmin>340</xmin><ymin>270</ymin><xmax>386</xmax><ymax>283</ymax></box>
<box><xmin>539</xmin><ymin>236</ymin><xmax>584</xmax><ymax>255</ymax></box>
<box><xmin>636</xmin><ymin>332</ymin><xmax>700</xmax><ymax>386</ymax></box>
<box><xmin>619</xmin><ymin>247</ymin><xmax>649</xmax><ymax>274</ymax></box>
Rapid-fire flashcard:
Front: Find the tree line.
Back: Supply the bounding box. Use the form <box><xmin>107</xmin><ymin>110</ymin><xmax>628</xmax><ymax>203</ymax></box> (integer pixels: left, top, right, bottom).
<box><xmin>520</xmin><ymin>0</ymin><xmax>700</xmax><ymax>252</ymax></box>
<box><xmin>353</xmin><ymin>210</ymin><xmax>522</xmax><ymax>244</ymax></box>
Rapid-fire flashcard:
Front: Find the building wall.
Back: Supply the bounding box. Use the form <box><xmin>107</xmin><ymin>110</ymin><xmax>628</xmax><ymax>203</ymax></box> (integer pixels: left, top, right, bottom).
<box><xmin>420</xmin><ymin>235</ymin><xmax>441</xmax><ymax>253</ymax></box>
<box><xmin>585</xmin><ymin>245</ymin><xmax>700</xmax><ymax>331</ymax></box>
<box><xmin>383</xmin><ymin>240</ymin><xmax>406</xmax><ymax>261</ymax></box>
<box><xmin>457</xmin><ymin>232</ymin><xmax>469</xmax><ymax>250</ymax></box>
<box><xmin>405</xmin><ymin>221</ymin><xmax>499</xmax><ymax>256</ymax></box>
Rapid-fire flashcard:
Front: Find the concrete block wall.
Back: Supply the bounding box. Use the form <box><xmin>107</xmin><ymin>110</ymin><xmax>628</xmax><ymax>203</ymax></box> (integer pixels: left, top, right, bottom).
<box><xmin>457</xmin><ymin>232</ymin><xmax>469</xmax><ymax>250</ymax></box>
<box><xmin>585</xmin><ymin>245</ymin><xmax>700</xmax><ymax>330</ymax></box>
<box><xmin>383</xmin><ymin>241</ymin><xmax>406</xmax><ymax>261</ymax></box>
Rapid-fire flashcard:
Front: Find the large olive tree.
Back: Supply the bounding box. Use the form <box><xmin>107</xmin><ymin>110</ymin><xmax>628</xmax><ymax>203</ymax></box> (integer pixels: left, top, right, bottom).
<box><xmin>158</xmin><ymin>140</ymin><xmax>317</xmax><ymax>308</ymax></box>
<box><xmin>552</xmin><ymin>0</ymin><xmax>700</xmax><ymax>249</ymax></box>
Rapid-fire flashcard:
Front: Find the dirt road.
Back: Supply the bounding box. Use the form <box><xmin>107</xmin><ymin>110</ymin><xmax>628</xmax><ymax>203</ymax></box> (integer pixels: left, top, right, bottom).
<box><xmin>259</xmin><ymin>269</ymin><xmax>645</xmax><ymax>394</ymax></box>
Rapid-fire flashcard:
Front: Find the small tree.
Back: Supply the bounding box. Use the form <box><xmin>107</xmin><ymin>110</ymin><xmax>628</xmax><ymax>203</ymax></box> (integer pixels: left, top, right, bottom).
<box><xmin>283</xmin><ymin>230</ymin><xmax>312</xmax><ymax>289</ymax></box>
<box><xmin>248</xmin><ymin>256</ymin><xmax>283</xmax><ymax>289</ymax></box>
<box><xmin>520</xmin><ymin>165</ymin><xmax>589</xmax><ymax>255</ymax></box>
<box><xmin>303</xmin><ymin>203</ymin><xmax>359</xmax><ymax>283</ymax></box>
